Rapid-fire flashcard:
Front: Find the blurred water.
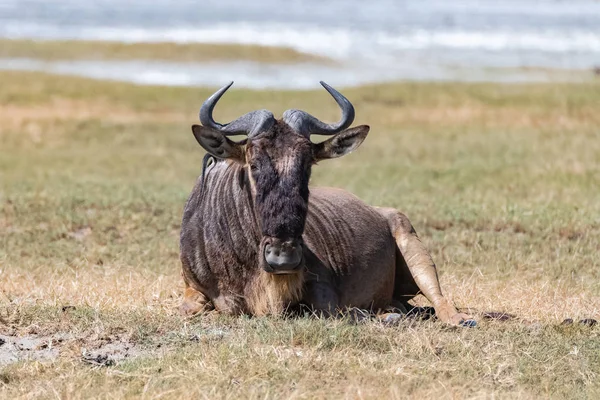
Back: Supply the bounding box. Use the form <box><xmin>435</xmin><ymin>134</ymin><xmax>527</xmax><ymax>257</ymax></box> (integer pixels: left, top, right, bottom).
<box><xmin>1</xmin><ymin>0</ymin><xmax>599</xmax><ymax>87</ymax></box>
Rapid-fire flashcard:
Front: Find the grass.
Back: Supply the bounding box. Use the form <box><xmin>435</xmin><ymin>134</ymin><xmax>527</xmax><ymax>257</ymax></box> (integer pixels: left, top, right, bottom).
<box><xmin>1</xmin><ymin>70</ymin><xmax>599</xmax><ymax>398</ymax></box>
<box><xmin>0</xmin><ymin>39</ymin><xmax>330</xmax><ymax>64</ymax></box>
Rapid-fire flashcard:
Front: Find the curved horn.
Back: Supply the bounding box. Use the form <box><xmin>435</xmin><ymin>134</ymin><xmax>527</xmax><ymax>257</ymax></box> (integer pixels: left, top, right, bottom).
<box><xmin>199</xmin><ymin>81</ymin><xmax>233</xmax><ymax>130</ymax></box>
<box><xmin>199</xmin><ymin>81</ymin><xmax>275</xmax><ymax>137</ymax></box>
<box><xmin>282</xmin><ymin>81</ymin><xmax>355</xmax><ymax>136</ymax></box>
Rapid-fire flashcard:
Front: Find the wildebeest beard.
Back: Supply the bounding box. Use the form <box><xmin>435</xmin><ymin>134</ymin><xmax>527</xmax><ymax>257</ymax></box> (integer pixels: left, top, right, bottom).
<box><xmin>249</xmin><ymin>131</ymin><xmax>312</xmax><ymax>241</ymax></box>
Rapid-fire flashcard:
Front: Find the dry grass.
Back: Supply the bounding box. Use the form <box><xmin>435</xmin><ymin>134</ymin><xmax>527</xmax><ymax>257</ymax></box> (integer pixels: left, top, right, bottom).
<box><xmin>0</xmin><ymin>39</ymin><xmax>330</xmax><ymax>64</ymax></box>
<box><xmin>1</xmin><ymin>71</ymin><xmax>600</xmax><ymax>399</ymax></box>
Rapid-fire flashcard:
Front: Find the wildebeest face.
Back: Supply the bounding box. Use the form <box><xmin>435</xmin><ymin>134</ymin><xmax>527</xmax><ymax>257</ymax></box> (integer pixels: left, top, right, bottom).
<box><xmin>245</xmin><ymin>125</ymin><xmax>312</xmax><ymax>274</ymax></box>
<box><xmin>191</xmin><ymin>81</ymin><xmax>370</xmax><ymax>274</ymax></box>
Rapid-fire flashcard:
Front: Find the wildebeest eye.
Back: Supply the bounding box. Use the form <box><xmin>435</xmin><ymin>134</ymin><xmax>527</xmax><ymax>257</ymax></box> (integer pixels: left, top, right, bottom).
<box><xmin>250</xmin><ymin>164</ymin><xmax>258</xmax><ymax>172</ymax></box>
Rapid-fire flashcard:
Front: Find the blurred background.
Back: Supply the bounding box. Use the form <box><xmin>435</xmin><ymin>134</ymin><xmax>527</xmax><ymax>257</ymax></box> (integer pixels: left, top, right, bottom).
<box><xmin>1</xmin><ymin>0</ymin><xmax>599</xmax><ymax>88</ymax></box>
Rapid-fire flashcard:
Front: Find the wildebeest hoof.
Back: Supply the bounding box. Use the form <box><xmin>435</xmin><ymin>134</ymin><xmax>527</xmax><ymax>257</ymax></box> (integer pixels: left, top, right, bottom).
<box><xmin>579</xmin><ymin>319</ymin><xmax>597</xmax><ymax>327</ymax></box>
<box><xmin>379</xmin><ymin>313</ymin><xmax>405</xmax><ymax>326</ymax></box>
<box><xmin>561</xmin><ymin>318</ymin><xmax>597</xmax><ymax>327</ymax></box>
<box><xmin>178</xmin><ymin>300</ymin><xmax>205</xmax><ymax>317</ymax></box>
<box><xmin>459</xmin><ymin>319</ymin><xmax>477</xmax><ymax>328</ymax></box>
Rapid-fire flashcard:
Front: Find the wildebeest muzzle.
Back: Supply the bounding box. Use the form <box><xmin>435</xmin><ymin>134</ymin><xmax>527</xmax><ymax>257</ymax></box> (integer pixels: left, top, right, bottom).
<box><xmin>260</xmin><ymin>237</ymin><xmax>304</xmax><ymax>274</ymax></box>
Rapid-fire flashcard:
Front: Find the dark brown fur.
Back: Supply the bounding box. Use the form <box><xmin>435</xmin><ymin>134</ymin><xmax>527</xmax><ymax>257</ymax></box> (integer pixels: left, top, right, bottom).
<box><xmin>247</xmin><ymin>123</ymin><xmax>311</xmax><ymax>240</ymax></box>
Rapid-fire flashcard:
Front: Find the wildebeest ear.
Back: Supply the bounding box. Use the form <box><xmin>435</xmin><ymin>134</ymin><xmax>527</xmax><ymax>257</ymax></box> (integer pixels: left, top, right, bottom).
<box><xmin>313</xmin><ymin>125</ymin><xmax>370</xmax><ymax>161</ymax></box>
<box><xmin>192</xmin><ymin>125</ymin><xmax>245</xmax><ymax>162</ymax></box>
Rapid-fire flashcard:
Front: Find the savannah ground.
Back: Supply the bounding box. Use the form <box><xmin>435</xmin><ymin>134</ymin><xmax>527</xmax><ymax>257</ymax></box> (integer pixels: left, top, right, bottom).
<box><xmin>1</xmin><ymin>41</ymin><xmax>600</xmax><ymax>398</ymax></box>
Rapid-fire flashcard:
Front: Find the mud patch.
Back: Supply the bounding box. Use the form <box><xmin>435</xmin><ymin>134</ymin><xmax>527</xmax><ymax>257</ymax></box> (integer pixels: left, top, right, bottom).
<box><xmin>0</xmin><ymin>333</ymin><xmax>71</xmax><ymax>366</ymax></box>
<box><xmin>82</xmin><ymin>341</ymin><xmax>141</xmax><ymax>367</ymax></box>
<box><xmin>0</xmin><ymin>333</ymin><xmax>143</xmax><ymax>367</ymax></box>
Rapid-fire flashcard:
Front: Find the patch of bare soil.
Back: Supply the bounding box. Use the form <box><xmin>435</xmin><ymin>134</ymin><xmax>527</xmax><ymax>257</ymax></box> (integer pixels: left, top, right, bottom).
<box><xmin>0</xmin><ymin>333</ymin><xmax>67</xmax><ymax>366</ymax></box>
<box><xmin>0</xmin><ymin>333</ymin><xmax>142</xmax><ymax>367</ymax></box>
<box><xmin>81</xmin><ymin>341</ymin><xmax>142</xmax><ymax>367</ymax></box>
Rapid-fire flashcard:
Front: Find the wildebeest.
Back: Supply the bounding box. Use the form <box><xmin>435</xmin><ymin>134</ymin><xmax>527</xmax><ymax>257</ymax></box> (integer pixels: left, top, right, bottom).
<box><xmin>179</xmin><ymin>81</ymin><xmax>471</xmax><ymax>325</ymax></box>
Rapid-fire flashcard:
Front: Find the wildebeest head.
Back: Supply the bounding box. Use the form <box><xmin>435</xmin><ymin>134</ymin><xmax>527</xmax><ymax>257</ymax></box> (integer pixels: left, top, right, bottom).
<box><xmin>191</xmin><ymin>82</ymin><xmax>370</xmax><ymax>274</ymax></box>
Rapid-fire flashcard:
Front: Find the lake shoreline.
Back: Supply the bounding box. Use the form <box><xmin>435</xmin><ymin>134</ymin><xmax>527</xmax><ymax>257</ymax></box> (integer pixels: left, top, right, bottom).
<box><xmin>0</xmin><ymin>39</ymin><xmax>596</xmax><ymax>89</ymax></box>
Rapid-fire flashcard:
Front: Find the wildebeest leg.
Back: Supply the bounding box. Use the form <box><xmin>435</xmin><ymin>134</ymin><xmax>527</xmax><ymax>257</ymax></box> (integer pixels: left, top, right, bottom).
<box><xmin>303</xmin><ymin>280</ymin><xmax>339</xmax><ymax>317</ymax></box>
<box><xmin>377</xmin><ymin>208</ymin><xmax>472</xmax><ymax>326</ymax></box>
<box><xmin>180</xmin><ymin>286</ymin><xmax>212</xmax><ymax>316</ymax></box>
<box><xmin>179</xmin><ymin>264</ymin><xmax>213</xmax><ymax>316</ymax></box>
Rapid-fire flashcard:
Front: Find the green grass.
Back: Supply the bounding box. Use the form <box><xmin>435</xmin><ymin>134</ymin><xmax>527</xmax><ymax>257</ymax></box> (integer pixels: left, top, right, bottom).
<box><xmin>0</xmin><ymin>39</ymin><xmax>330</xmax><ymax>64</ymax></box>
<box><xmin>1</xmin><ymin>70</ymin><xmax>600</xmax><ymax>399</ymax></box>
